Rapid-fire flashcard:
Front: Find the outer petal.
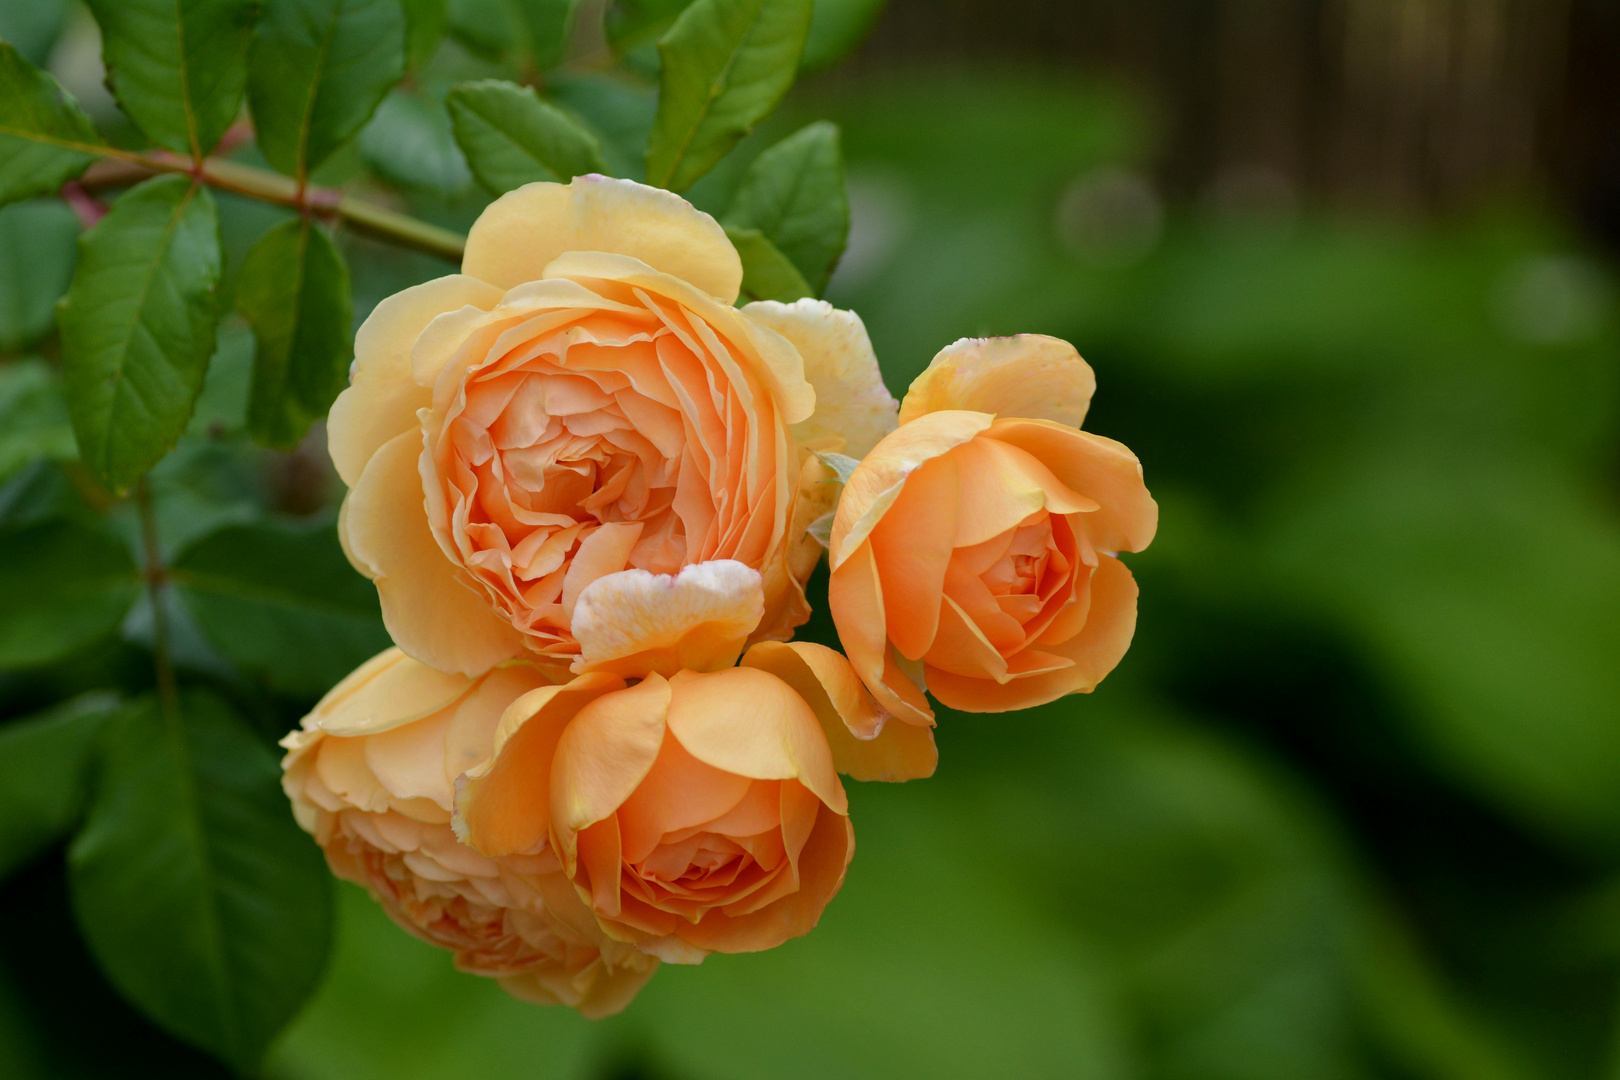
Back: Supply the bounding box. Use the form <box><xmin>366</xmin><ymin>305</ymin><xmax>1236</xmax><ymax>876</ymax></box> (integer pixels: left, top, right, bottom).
<box><xmin>986</xmin><ymin>418</ymin><xmax>1158</xmax><ymax>554</ymax></box>
<box><xmin>741</xmin><ymin>299</ymin><xmax>898</xmax><ymax>457</ymax></box>
<box><xmin>827</xmin><ymin>541</ymin><xmax>934</xmax><ymax>726</ymax></box>
<box><xmin>344</xmin><ymin>430</ymin><xmax>528</xmax><ymax>676</ymax></box>
<box><xmin>572</xmin><ymin>561</ymin><xmax>765</xmax><ymax>677</ymax></box>
<box><xmin>551</xmin><ymin>673</ymin><xmax>672</xmax><ymax>841</ymax></box>
<box><xmin>463</xmin><ymin>176</ymin><xmax>743</xmax><ymax>303</ymax></box>
<box><xmin>899</xmin><ymin>334</ymin><xmax>1096</xmax><ymax>429</ymax></box>
<box><xmin>329</xmin><ymin>275</ymin><xmax>504</xmax><ymax>487</ymax></box>
<box><xmin>297</xmin><ymin>647</ymin><xmax>471</xmax><ymax>739</ymax></box>
<box><xmin>664</xmin><ymin>667</ymin><xmax>847</xmax><ymax>815</ymax></box>
<box><xmin>926</xmin><ymin>553</ymin><xmax>1139</xmax><ymax>711</ymax></box>
<box><xmin>741</xmin><ymin>641</ymin><xmax>937</xmax><ymax>782</ymax></box>
<box><xmin>828</xmin><ymin>410</ymin><xmax>994</xmax><ymax>569</ymax></box>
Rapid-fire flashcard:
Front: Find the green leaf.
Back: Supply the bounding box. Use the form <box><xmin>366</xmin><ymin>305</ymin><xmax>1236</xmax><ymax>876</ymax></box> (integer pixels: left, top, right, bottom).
<box><xmin>800</xmin><ymin>0</ymin><xmax>883</xmax><ymax>74</ymax></box>
<box><xmin>547</xmin><ymin>72</ymin><xmax>656</xmax><ymax>179</ymax></box>
<box><xmin>172</xmin><ymin>519</ymin><xmax>391</xmax><ymax>698</ymax></box>
<box><xmin>235</xmin><ymin>220</ymin><xmax>352</xmax><ymax>450</ymax></box>
<box><xmin>0</xmin><ymin>693</ymin><xmax>118</xmax><ymax>879</ymax></box>
<box><xmin>360</xmin><ymin>87</ymin><xmax>472</xmax><ymax>196</ymax></box>
<box><xmin>723</xmin><ymin>120</ymin><xmax>847</xmax><ymax>294</ymax></box>
<box><xmin>401</xmin><ymin>0</ymin><xmax>447</xmax><ymax>69</ymax></box>
<box><xmin>447</xmin><ymin>79</ymin><xmax>610</xmax><ymax>194</ymax></box>
<box><xmin>0</xmin><ymin>0</ymin><xmax>71</xmax><ymax>66</ymax></box>
<box><xmin>0</xmin><ymin>518</ymin><xmax>140</xmax><ymax>669</ymax></box>
<box><xmin>0</xmin><ymin>358</ymin><xmax>77</xmax><ymax>481</ymax></box>
<box><xmin>606</xmin><ymin>0</ymin><xmax>693</xmax><ymax>52</ymax></box>
<box><xmin>249</xmin><ymin>0</ymin><xmax>407</xmax><ymax>180</ymax></box>
<box><xmin>511</xmin><ymin>0</ymin><xmax>583</xmax><ymax>70</ymax></box>
<box><xmin>645</xmin><ymin>0</ymin><xmax>814</xmax><ymax>192</ymax></box>
<box><xmin>58</xmin><ymin>175</ymin><xmax>223</xmax><ymax>494</ymax></box>
<box><xmin>0</xmin><ymin>41</ymin><xmax>103</xmax><ymax>209</ymax></box>
<box><xmin>0</xmin><ymin>198</ymin><xmax>78</xmax><ymax>352</ymax></box>
<box><xmin>726</xmin><ymin>225</ymin><xmax>812</xmax><ymax>302</ymax></box>
<box><xmin>84</xmin><ymin>0</ymin><xmax>257</xmax><ymax>156</ymax></box>
<box><xmin>68</xmin><ymin>690</ymin><xmax>333</xmax><ymax>1073</ymax></box>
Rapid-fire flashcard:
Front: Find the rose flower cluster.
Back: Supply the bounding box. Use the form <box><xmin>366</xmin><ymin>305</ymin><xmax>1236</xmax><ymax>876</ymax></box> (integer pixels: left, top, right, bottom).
<box><xmin>281</xmin><ymin>176</ymin><xmax>1157</xmax><ymax>1017</ymax></box>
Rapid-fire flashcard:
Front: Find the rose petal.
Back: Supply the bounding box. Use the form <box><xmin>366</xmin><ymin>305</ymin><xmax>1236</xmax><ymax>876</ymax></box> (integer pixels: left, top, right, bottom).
<box><xmin>899</xmin><ymin>334</ymin><xmax>1096</xmax><ymax>429</ymax></box>
<box><xmin>304</xmin><ymin>647</ymin><xmax>472</xmax><ymax>738</ymax></box>
<box><xmin>868</xmin><ymin>451</ymin><xmax>958</xmax><ymax>660</ymax></box>
<box><xmin>572</xmin><ymin>560</ymin><xmax>765</xmax><ymax>677</ymax></box>
<box><xmin>551</xmin><ymin>673</ymin><xmax>671</xmax><ymax>840</ymax></box>
<box><xmin>827</xmin><ymin>541</ymin><xmax>934</xmax><ymax>726</ymax></box>
<box><xmin>986</xmin><ymin>418</ymin><xmax>1157</xmax><ymax>554</ymax></box>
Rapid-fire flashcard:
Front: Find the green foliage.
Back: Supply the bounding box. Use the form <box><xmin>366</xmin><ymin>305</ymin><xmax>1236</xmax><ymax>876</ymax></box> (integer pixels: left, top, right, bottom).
<box><xmin>799</xmin><ymin>0</ymin><xmax>883</xmax><ymax>73</ymax></box>
<box><xmin>85</xmin><ymin>0</ymin><xmax>257</xmax><ymax>157</ymax></box>
<box><xmin>361</xmin><ymin>87</ymin><xmax>474</xmax><ymax>196</ymax></box>
<box><xmin>0</xmin><ymin>693</ymin><xmax>118</xmax><ymax>879</ymax></box>
<box><xmin>512</xmin><ymin>0</ymin><xmax>586</xmax><ymax>71</ymax></box>
<box><xmin>727</xmin><ymin>224</ymin><xmax>812</xmax><ymax>301</ymax></box>
<box><xmin>172</xmin><ymin>520</ymin><xmax>390</xmax><ymax>698</ymax></box>
<box><xmin>606</xmin><ymin>0</ymin><xmax>696</xmax><ymax>53</ymax></box>
<box><xmin>447</xmin><ymin>79</ymin><xmax>611</xmax><ymax>194</ymax></box>
<box><xmin>0</xmin><ymin>518</ymin><xmax>140</xmax><ymax>669</ymax></box>
<box><xmin>0</xmin><ymin>41</ymin><xmax>101</xmax><ymax>209</ymax></box>
<box><xmin>59</xmin><ymin>175</ymin><xmax>223</xmax><ymax>494</ymax></box>
<box><xmin>645</xmin><ymin>0</ymin><xmax>814</xmax><ymax>191</ymax></box>
<box><xmin>235</xmin><ymin>218</ymin><xmax>353</xmax><ymax>449</ymax></box>
<box><xmin>0</xmin><ymin>0</ymin><xmax>70</xmax><ymax>65</ymax></box>
<box><xmin>0</xmin><ymin>358</ymin><xmax>77</xmax><ymax>481</ymax></box>
<box><xmin>248</xmin><ymin>0</ymin><xmax>407</xmax><ymax>180</ymax></box>
<box><xmin>723</xmin><ymin>119</ymin><xmax>847</xmax><ymax>294</ymax></box>
<box><xmin>67</xmin><ymin>690</ymin><xmax>333</xmax><ymax>1074</ymax></box>
<box><xmin>0</xmin><ymin>199</ymin><xmax>78</xmax><ymax>353</ymax></box>
<box><xmin>400</xmin><ymin>0</ymin><xmax>448</xmax><ymax>70</ymax></box>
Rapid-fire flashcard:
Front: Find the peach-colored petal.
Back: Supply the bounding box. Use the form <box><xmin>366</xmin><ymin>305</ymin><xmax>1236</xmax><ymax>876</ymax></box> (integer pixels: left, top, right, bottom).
<box><xmin>664</xmin><ymin>667</ymin><xmax>847</xmax><ymax>814</ymax></box>
<box><xmin>343</xmin><ymin>431</ymin><xmax>528</xmax><ymax>676</ymax></box>
<box><xmin>827</xmin><ymin>541</ymin><xmax>934</xmax><ymax>726</ymax></box>
<box><xmin>577</xmin><ymin>816</ymin><xmax>623</xmax><ymax>916</ymax></box>
<box><xmin>551</xmin><ymin>673</ymin><xmax>672</xmax><ymax>839</ymax></box>
<box><xmin>925</xmin><ymin>593</ymin><xmax>1010</xmax><ymax>680</ymax></box>
<box><xmin>829</xmin><ymin>410</ymin><xmax>994</xmax><ymax>569</ymax></box>
<box><xmin>740</xmin><ymin>641</ymin><xmax>937</xmax><ymax>782</ymax></box>
<box><xmin>441</xmin><ymin>664</ymin><xmax>559</xmax><ymax>782</ymax></box>
<box><xmin>561</xmin><ymin>522</ymin><xmax>645</xmax><ymax>621</ymax></box>
<box><xmin>898</xmin><ymin>334</ymin><xmax>1096</xmax><ymax>429</ymax></box>
<box><xmin>741</xmin><ymin>299</ymin><xmax>898</xmax><ymax>457</ymax></box>
<box><xmin>986</xmin><ymin>418</ymin><xmax>1157</xmax><ymax>554</ymax></box>
<box><xmin>948</xmin><ymin>438</ymin><xmax>1050</xmax><ymax>549</ymax></box>
<box><xmin>463</xmin><ymin>176</ymin><xmax>743</xmax><ymax>302</ymax></box>
<box><xmin>571</xmin><ymin>560</ymin><xmax>764</xmax><ymax>677</ymax></box>
<box><xmin>302</xmin><ymin>647</ymin><xmax>472</xmax><ymax>738</ymax></box>
<box><xmin>363</xmin><ymin>707</ymin><xmax>457</xmax><ymax>809</ymax></box>
<box><xmin>867</xmin><ymin>451</ymin><xmax>957</xmax><ymax>660</ymax></box>
<box><xmin>618</xmin><ymin>736</ymin><xmax>751</xmax><ymax>863</ymax></box>
<box><xmin>329</xmin><ymin>275</ymin><xmax>504</xmax><ymax>487</ymax></box>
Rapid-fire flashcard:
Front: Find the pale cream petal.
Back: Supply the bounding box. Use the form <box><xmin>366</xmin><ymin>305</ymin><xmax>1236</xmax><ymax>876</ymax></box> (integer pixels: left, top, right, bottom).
<box><xmin>899</xmin><ymin>334</ymin><xmax>1096</xmax><ymax>428</ymax></box>
<box><xmin>346</xmin><ymin>430</ymin><xmax>528</xmax><ymax>676</ymax></box>
<box><xmin>665</xmin><ymin>667</ymin><xmax>847</xmax><ymax>814</ymax></box>
<box><xmin>571</xmin><ymin>560</ymin><xmax>765</xmax><ymax>677</ymax></box>
<box><xmin>329</xmin><ymin>275</ymin><xmax>504</xmax><ymax>487</ymax></box>
<box><xmin>309</xmin><ymin>647</ymin><xmax>473</xmax><ymax>738</ymax></box>
<box><xmin>463</xmin><ymin>176</ymin><xmax>743</xmax><ymax>302</ymax></box>
<box><xmin>740</xmin><ymin>641</ymin><xmax>937</xmax><ymax>782</ymax></box>
<box><xmin>741</xmin><ymin>299</ymin><xmax>898</xmax><ymax>457</ymax></box>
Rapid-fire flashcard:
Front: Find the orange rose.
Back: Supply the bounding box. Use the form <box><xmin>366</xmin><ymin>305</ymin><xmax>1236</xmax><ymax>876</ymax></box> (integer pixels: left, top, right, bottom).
<box><xmin>828</xmin><ymin>335</ymin><xmax>1157</xmax><ymax>722</ymax></box>
<box><xmin>280</xmin><ymin>648</ymin><xmax>658</xmax><ymax>1018</ymax></box>
<box><xmin>329</xmin><ymin>175</ymin><xmax>896</xmax><ymax>678</ymax></box>
<box><xmin>455</xmin><ymin>639</ymin><xmax>929</xmax><ymax>963</ymax></box>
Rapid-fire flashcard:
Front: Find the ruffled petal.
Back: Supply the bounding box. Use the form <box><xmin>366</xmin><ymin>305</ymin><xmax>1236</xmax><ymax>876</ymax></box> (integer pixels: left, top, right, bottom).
<box><xmin>986</xmin><ymin>418</ymin><xmax>1157</xmax><ymax>554</ymax></box>
<box><xmin>899</xmin><ymin>334</ymin><xmax>1095</xmax><ymax>429</ymax></box>
<box><xmin>572</xmin><ymin>560</ymin><xmax>765</xmax><ymax>677</ymax></box>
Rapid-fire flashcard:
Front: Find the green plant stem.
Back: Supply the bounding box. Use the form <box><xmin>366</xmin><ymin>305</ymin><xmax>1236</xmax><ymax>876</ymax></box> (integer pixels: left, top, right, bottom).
<box><xmin>77</xmin><ymin>152</ymin><xmax>467</xmax><ymax>263</ymax></box>
<box><xmin>134</xmin><ymin>477</ymin><xmax>180</xmax><ymax>723</ymax></box>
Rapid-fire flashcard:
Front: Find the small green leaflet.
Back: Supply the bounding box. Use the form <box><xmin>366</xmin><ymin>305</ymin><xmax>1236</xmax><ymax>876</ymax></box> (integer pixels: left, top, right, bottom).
<box><xmin>401</xmin><ymin>0</ymin><xmax>449</xmax><ymax>70</ymax></box>
<box><xmin>800</xmin><ymin>0</ymin><xmax>884</xmax><ymax>74</ymax></box>
<box><xmin>0</xmin><ymin>358</ymin><xmax>78</xmax><ymax>482</ymax></box>
<box><xmin>607</xmin><ymin>0</ymin><xmax>694</xmax><ymax>53</ymax></box>
<box><xmin>249</xmin><ymin>0</ymin><xmax>407</xmax><ymax>180</ymax></box>
<box><xmin>361</xmin><ymin>88</ymin><xmax>474</xmax><ymax>196</ymax></box>
<box><xmin>813</xmin><ymin>449</ymin><xmax>861</xmax><ymax>484</ymax></box>
<box><xmin>0</xmin><ymin>42</ymin><xmax>103</xmax><ymax>209</ymax></box>
<box><xmin>0</xmin><ymin>199</ymin><xmax>79</xmax><ymax>353</ymax></box>
<box><xmin>727</xmin><ymin>225</ymin><xmax>813</xmax><ymax>303</ymax></box>
<box><xmin>68</xmin><ymin>691</ymin><xmax>333</xmax><ymax>1074</ymax></box>
<box><xmin>84</xmin><ymin>0</ymin><xmax>257</xmax><ymax>156</ymax></box>
<box><xmin>447</xmin><ymin>79</ymin><xmax>610</xmax><ymax>194</ymax></box>
<box><xmin>724</xmin><ymin>121</ymin><xmax>849</xmax><ymax>295</ymax></box>
<box><xmin>645</xmin><ymin>0</ymin><xmax>815</xmax><ymax>192</ymax></box>
<box><xmin>0</xmin><ymin>693</ymin><xmax>118</xmax><ymax>880</ymax></box>
<box><xmin>235</xmin><ymin>218</ymin><xmax>354</xmax><ymax>449</ymax></box>
<box><xmin>59</xmin><ymin>175</ymin><xmax>223</xmax><ymax>495</ymax></box>
<box><xmin>0</xmin><ymin>518</ymin><xmax>141</xmax><ymax>669</ymax></box>
<box><xmin>512</xmin><ymin>0</ymin><xmax>585</xmax><ymax>71</ymax></box>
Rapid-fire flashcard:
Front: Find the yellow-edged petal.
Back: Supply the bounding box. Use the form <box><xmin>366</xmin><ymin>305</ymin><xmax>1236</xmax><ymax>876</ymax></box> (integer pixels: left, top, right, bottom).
<box><xmin>463</xmin><ymin>176</ymin><xmax>743</xmax><ymax>302</ymax></box>
<box><xmin>571</xmin><ymin>560</ymin><xmax>765</xmax><ymax>677</ymax></box>
<box><xmin>899</xmin><ymin>334</ymin><xmax>1096</xmax><ymax>428</ymax></box>
<box><xmin>827</xmin><ymin>540</ymin><xmax>934</xmax><ymax>726</ymax></box>
<box><xmin>307</xmin><ymin>647</ymin><xmax>472</xmax><ymax>738</ymax></box>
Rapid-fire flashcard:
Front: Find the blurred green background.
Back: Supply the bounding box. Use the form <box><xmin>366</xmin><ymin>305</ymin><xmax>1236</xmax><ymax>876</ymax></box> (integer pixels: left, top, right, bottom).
<box><xmin>6</xmin><ymin>0</ymin><xmax>1620</xmax><ymax>1077</ymax></box>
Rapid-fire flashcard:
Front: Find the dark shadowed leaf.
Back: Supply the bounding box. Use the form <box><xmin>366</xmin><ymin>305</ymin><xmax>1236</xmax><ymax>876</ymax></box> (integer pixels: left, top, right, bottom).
<box><xmin>0</xmin><ymin>518</ymin><xmax>140</xmax><ymax>669</ymax></box>
<box><xmin>58</xmin><ymin>175</ymin><xmax>223</xmax><ymax>494</ymax></box>
<box><xmin>606</xmin><ymin>0</ymin><xmax>694</xmax><ymax>53</ymax></box>
<box><xmin>513</xmin><ymin>0</ymin><xmax>584</xmax><ymax>70</ymax></box>
<box><xmin>800</xmin><ymin>0</ymin><xmax>883</xmax><ymax>73</ymax></box>
<box><xmin>447</xmin><ymin>79</ymin><xmax>610</xmax><ymax>194</ymax></box>
<box><xmin>0</xmin><ymin>0</ymin><xmax>71</xmax><ymax>65</ymax></box>
<box><xmin>84</xmin><ymin>0</ymin><xmax>257</xmax><ymax>156</ymax></box>
<box><xmin>0</xmin><ymin>358</ymin><xmax>77</xmax><ymax>481</ymax></box>
<box><xmin>172</xmin><ymin>519</ymin><xmax>390</xmax><ymax>697</ymax></box>
<box><xmin>0</xmin><ymin>693</ymin><xmax>118</xmax><ymax>879</ymax></box>
<box><xmin>547</xmin><ymin>73</ymin><xmax>656</xmax><ymax>180</ymax></box>
<box><xmin>726</xmin><ymin>225</ymin><xmax>812</xmax><ymax>301</ymax></box>
<box><xmin>68</xmin><ymin>690</ymin><xmax>332</xmax><ymax>1074</ymax></box>
<box><xmin>0</xmin><ymin>42</ymin><xmax>102</xmax><ymax>209</ymax></box>
<box><xmin>401</xmin><ymin>0</ymin><xmax>448</xmax><ymax>69</ymax></box>
<box><xmin>0</xmin><ymin>198</ymin><xmax>78</xmax><ymax>352</ymax></box>
<box><xmin>723</xmin><ymin>120</ymin><xmax>847</xmax><ymax>294</ymax></box>
<box><xmin>360</xmin><ymin>88</ymin><xmax>472</xmax><ymax>196</ymax></box>
<box><xmin>645</xmin><ymin>0</ymin><xmax>814</xmax><ymax>192</ymax></box>
<box><xmin>235</xmin><ymin>218</ymin><xmax>353</xmax><ymax>449</ymax></box>
<box><xmin>249</xmin><ymin>0</ymin><xmax>407</xmax><ymax>180</ymax></box>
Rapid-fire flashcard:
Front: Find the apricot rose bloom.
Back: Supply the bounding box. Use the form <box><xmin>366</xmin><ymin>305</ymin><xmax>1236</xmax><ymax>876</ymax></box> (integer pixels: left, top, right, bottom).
<box><xmin>280</xmin><ymin>648</ymin><xmax>658</xmax><ymax>1018</ymax></box>
<box><xmin>828</xmin><ymin>335</ymin><xmax>1158</xmax><ymax>723</ymax></box>
<box><xmin>329</xmin><ymin>175</ymin><xmax>896</xmax><ymax>678</ymax></box>
<box><xmin>454</xmin><ymin>639</ymin><xmax>926</xmax><ymax>964</ymax></box>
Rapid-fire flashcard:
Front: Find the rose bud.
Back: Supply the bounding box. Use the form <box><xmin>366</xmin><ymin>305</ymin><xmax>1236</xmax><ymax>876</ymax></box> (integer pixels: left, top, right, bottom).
<box><xmin>329</xmin><ymin>175</ymin><xmax>896</xmax><ymax>678</ymax></box>
<box><xmin>828</xmin><ymin>335</ymin><xmax>1157</xmax><ymax>722</ymax></box>
<box><xmin>281</xmin><ymin>648</ymin><xmax>658</xmax><ymax>1018</ymax></box>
